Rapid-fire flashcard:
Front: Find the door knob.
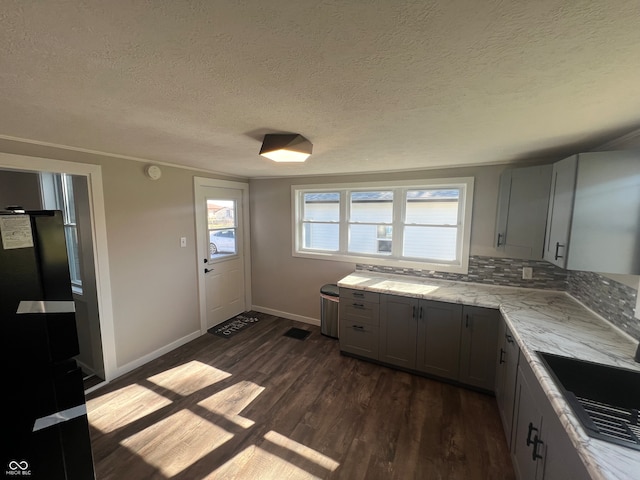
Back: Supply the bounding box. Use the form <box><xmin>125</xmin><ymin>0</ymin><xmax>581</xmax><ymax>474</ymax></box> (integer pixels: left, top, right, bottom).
<box><xmin>205</xmin><ymin>268</ymin><xmax>214</xmax><ymax>273</ymax></box>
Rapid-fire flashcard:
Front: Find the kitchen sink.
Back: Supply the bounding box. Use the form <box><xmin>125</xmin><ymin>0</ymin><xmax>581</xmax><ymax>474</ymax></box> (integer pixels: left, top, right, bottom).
<box><xmin>537</xmin><ymin>351</ymin><xmax>640</xmax><ymax>451</ymax></box>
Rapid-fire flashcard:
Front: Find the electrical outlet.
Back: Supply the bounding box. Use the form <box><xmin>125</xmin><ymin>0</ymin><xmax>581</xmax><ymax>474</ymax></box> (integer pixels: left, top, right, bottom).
<box><xmin>522</xmin><ymin>267</ymin><xmax>533</xmax><ymax>280</ymax></box>
<box><xmin>180</xmin><ymin>237</ymin><xmax>187</xmax><ymax>248</ymax></box>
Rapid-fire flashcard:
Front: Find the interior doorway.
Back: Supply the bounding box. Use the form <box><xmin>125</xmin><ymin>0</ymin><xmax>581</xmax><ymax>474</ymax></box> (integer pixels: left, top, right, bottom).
<box><xmin>0</xmin><ymin>153</ymin><xmax>115</xmax><ymax>390</ymax></box>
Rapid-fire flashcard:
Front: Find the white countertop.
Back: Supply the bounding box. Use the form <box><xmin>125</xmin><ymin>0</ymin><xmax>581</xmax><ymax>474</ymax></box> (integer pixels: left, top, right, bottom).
<box><xmin>338</xmin><ymin>271</ymin><xmax>640</xmax><ymax>480</ymax></box>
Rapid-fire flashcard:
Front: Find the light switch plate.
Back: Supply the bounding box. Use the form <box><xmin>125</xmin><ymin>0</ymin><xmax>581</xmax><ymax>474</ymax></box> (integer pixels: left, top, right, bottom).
<box><xmin>522</xmin><ymin>267</ymin><xmax>533</xmax><ymax>280</ymax></box>
<box><xmin>180</xmin><ymin>237</ymin><xmax>187</xmax><ymax>248</ymax></box>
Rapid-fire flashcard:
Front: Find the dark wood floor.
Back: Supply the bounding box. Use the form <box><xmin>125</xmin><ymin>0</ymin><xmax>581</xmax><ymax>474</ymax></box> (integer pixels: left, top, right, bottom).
<box><xmin>86</xmin><ymin>313</ymin><xmax>515</xmax><ymax>480</ymax></box>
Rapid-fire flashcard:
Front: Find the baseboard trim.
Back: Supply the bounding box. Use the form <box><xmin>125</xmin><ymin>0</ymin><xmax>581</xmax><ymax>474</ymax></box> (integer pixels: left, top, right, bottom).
<box><xmin>112</xmin><ymin>330</ymin><xmax>202</xmax><ymax>380</ymax></box>
<box><xmin>251</xmin><ymin>305</ymin><xmax>320</xmax><ymax>327</ymax></box>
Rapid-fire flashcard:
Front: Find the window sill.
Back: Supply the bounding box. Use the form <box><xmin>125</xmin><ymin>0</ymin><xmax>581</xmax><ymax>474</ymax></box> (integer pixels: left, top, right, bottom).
<box><xmin>292</xmin><ymin>250</ymin><xmax>469</xmax><ymax>274</ymax></box>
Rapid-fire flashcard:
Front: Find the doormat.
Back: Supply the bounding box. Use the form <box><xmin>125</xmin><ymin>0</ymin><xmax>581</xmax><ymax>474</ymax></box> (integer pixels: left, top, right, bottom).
<box><xmin>208</xmin><ymin>314</ymin><xmax>260</xmax><ymax>339</ymax></box>
<box><xmin>283</xmin><ymin>327</ymin><xmax>311</xmax><ymax>340</ymax></box>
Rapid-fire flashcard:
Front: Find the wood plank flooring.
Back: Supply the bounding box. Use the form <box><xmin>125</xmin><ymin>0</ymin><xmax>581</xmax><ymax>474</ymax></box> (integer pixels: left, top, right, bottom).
<box><xmin>86</xmin><ymin>313</ymin><xmax>515</xmax><ymax>480</ymax></box>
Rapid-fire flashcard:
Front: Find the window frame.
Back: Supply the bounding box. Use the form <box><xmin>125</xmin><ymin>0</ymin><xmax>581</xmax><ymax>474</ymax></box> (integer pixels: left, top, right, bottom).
<box><xmin>40</xmin><ymin>172</ymin><xmax>83</xmax><ymax>294</ymax></box>
<box><xmin>292</xmin><ymin>177</ymin><xmax>474</xmax><ymax>273</ymax></box>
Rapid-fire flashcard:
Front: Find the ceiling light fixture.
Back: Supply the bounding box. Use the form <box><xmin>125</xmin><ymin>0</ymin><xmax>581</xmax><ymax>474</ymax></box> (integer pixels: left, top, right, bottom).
<box><xmin>259</xmin><ymin>133</ymin><xmax>313</xmax><ymax>163</ymax></box>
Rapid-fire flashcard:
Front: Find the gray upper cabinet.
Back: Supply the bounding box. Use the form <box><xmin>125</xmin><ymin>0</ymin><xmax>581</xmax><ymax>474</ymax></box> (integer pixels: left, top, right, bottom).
<box><xmin>543</xmin><ymin>155</ymin><xmax>578</xmax><ymax>268</ymax></box>
<box><xmin>543</xmin><ymin>150</ymin><xmax>640</xmax><ymax>273</ymax></box>
<box><xmin>495</xmin><ymin>164</ymin><xmax>553</xmax><ymax>258</ymax></box>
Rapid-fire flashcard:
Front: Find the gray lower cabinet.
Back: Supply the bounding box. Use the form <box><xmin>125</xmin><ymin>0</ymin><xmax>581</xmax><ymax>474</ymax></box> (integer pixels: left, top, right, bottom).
<box><xmin>511</xmin><ymin>357</ymin><xmax>590</xmax><ymax>480</ymax></box>
<box><xmin>378</xmin><ymin>294</ymin><xmax>419</xmax><ymax>369</ymax></box>
<box><xmin>416</xmin><ymin>300</ymin><xmax>463</xmax><ymax>380</ymax></box>
<box><xmin>378</xmin><ymin>295</ymin><xmax>498</xmax><ymax>390</ymax></box>
<box><xmin>495</xmin><ymin>315</ymin><xmax>520</xmax><ymax>450</ymax></box>
<box><xmin>338</xmin><ymin>288</ymin><xmax>380</xmax><ymax>360</ymax></box>
<box><xmin>459</xmin><ymin>305</ymin><xmax>499</xmax><ymax>390</ymax></box>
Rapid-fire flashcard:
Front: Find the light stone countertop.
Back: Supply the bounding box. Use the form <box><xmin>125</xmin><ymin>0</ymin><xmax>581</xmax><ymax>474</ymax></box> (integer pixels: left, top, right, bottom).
<box><xmin>337</xmin><ymin>271</ymin><xmax>640</xmax><ymax>480</ymax></box>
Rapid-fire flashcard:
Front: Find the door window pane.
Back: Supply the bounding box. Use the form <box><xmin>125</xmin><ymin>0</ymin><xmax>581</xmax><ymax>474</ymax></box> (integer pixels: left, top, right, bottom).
<box><xmin>208</xmin><ymin>199</ymin><xmax>237</xmax><ymax>259</ymax></box>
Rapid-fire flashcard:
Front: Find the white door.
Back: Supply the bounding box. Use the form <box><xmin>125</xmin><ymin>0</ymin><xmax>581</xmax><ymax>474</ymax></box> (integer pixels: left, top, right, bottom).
<box><xmin>195</xmin><ymin>182</ymin><xmax>247</xmax><ymax>330</ymax></box>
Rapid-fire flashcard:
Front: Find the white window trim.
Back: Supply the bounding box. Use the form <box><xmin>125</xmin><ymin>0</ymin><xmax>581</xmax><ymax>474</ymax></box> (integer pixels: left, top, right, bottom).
<box><xmin>39</xmin><ymin>172</ymin><xmax>83</xmax><ymax>294</ymax></box>
<box><xmin>292</xmin><ymin>177</ymin><xmax>474</xmax><ymax>274</ymax></box>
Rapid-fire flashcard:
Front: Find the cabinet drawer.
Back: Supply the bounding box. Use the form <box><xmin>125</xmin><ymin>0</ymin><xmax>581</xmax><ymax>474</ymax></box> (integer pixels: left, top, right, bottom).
<box><xmin>340</xmin><ymin>300</ymin><xmax>380</xmax><ymax>326</ymax></box>
<box><xmin>339</xmin><ymin>323</ymin><xmax>379</xmax><ymax>360</ymax></box>
<box><xmin>339</xmin><ymin>288</ymin><xmax>380</xmax><ymax>304</ymax></box>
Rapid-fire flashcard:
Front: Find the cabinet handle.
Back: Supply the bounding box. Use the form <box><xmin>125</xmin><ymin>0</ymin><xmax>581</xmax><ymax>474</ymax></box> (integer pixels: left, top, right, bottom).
<box><xmin>499</xmin><ymin>348</ymin><xmax>506</xmax><ymax>364</ymax></box>
<box><xmin>352</xmin><ymin>325</ymin><xmax>364</xmax><ymax>330</ymax></box>
<box><xmin>497</xmin><ymin>233</ymin><xmax>504</xmax><ymax>247</ymax></box>
<box><xmin>531</xmin><ymin>436</ymin><xmax>544</xmax><ymax>461</ymax></box>
<box><xmin>554</xmin><ymin>242</ymin><xmax>564</xmax><ymax>260</ymax></box>
<box><xmin>353</xmin><ymin>292</ymin><xmax>365</xmax><ymax>298</ymax></box>
<box><xmin>419</xmin><ymin>306</ymin><xmax>423</xmax><ymax>319</ymax></box>
<box><xmin>526</xmin><ymin>422</ymin><xmax>539</xmax><ymax>447</ymax></box>
<box><xmin>352</xmin><ymin>303</ymin><xmax>365</xmax><ymax>309</ymax></box>
<box><xmin>465</xmin><ymin>314</ymin><xmax>470</xmax><ymax>328</ymax></box>
<box><xmin>412</xmin><ymin>305</ymin><xmax>416</xmax><ymax>319</ymax></box>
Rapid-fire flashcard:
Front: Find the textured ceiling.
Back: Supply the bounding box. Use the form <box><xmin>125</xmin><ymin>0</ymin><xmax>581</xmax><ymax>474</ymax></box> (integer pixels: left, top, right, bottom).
<box><xmin>1</xmin><ymin>1</ymin><xmax>639</xmax><ymax>178</ymax></box>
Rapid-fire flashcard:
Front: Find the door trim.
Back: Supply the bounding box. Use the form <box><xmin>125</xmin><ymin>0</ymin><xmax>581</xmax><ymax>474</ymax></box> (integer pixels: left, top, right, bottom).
<box><xmin>194</xmin><ymin>177</ymin><xmax>251</xmax><ymax>334</ymax></box>
<box><xmin>0</xmin><ymin>152</ymin><xmax>116</xmax><ymax>383</ymax></box>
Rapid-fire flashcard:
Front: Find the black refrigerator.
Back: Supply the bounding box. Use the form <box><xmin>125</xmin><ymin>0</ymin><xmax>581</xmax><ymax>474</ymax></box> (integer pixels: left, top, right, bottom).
<box><xmin>1</xmin><ymin>210</ymin><xmax>95</xmax><ymax>479</ymax></box>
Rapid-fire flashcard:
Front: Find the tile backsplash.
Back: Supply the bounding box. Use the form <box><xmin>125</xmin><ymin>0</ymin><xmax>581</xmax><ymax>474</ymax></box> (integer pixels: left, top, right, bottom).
<box><xmin>356</xmin><ymin>255</ymin><xmax>639</xmax><ymax>340</ymax></box>
<box><xmin>567</xmin><ymin>271</ymin><xmax>639</xmax><ymax>340</ymax></box>
<box><xmin>357</xmin><ymin>255</ymin><xmax>567</xmax><ymax>289</ymax></box>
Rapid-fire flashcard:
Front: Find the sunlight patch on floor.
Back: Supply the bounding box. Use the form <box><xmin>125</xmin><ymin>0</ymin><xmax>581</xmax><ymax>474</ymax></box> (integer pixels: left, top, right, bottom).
<box><xmin>208</xmin><ymin>445</ymin><xmax>323</xmax><ymax>480</ymax></box>
<box><xmin>147</xmin><ymin>360</ymin><xmax>232</xmax><ymax>396</ymax></box>
<box><xmin>197</xmin><ymin>380</ymin><xmax>265</xmax><ymax>429</ymax></box>
<box><xmin>121</xmin><ymin>409</ymin><xmax>233</xmax><ymax>477</ymax></box>
<box><xmin>86</xmin><ymin>383</ymin><xmax>172</xmax><ymax>433</ymax></box>
<box><xmin>264</xmin><ymin>430</ymin><xmax>340</xmax><ymax>472</ymax></box>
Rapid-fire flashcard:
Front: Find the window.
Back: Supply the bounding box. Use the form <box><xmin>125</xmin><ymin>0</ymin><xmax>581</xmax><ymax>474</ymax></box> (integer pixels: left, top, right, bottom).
<box><xmin>40</xmin><ymin>173</ymin><xmax>82</xmax><ymax>293</ymax></box>
<box><xmin>207</xmin><ymin>199</ymin><xmax>238</xmax><ymax>259</ymax></box>
<box><xmin>293</xmin><ymin>178</ymin><xmax>474</xmax><ymax>273</ymax></box>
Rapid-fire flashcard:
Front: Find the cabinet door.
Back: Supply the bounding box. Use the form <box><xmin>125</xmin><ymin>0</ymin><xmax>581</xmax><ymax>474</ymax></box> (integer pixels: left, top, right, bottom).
<box><xmin>512</xmin><ymin>364</ymin><xmax>545</xmax><ymax>480</ymax></box>
<box><xmin>459</xmin><ymin>306</ymin><xmax>499</xmax><ymax>391</ymax></box>
<box><xmin>543</xmin><ymin>155</ymin><xmax>577</xmax><ymax>268</ymax></box>
<box><xmin>495</xmin><ymin>165</ymin><xmax>552</xmax><ymax>258</ymax></box>
<box><xmin>379</xmin><ymin>295</ymin><xmax>419</xmax><ymax>369</ymax></box>
<box><xmin>416</xmin><ymin>301</ymin><xmax>462</xmax><ymax>380</ymax></box>
<box><xmin>567</xmin><ymin>150</ymin><xmax>640</xmax><ymax>274</ymax></box>
<box><xmin>495</xmin><ymin>318</ymin><xmax>520</xmax><ymax>449</ymax></box>
<box><xmin>495</xmin><ymin>317</ymin><xmax>508</xmax><ymax>394</ymax></box>
<box><xmin>339</xmin><ymin>323</ymin><xmax>379</xmax><ymax>359</ymax></box>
